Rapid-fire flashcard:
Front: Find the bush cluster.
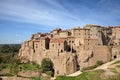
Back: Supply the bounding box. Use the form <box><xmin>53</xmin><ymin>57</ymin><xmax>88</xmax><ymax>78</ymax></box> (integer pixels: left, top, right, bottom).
<box><xmin>41</xmin><ymin>58</ymin><xmax>54</xmax><ymax>76</ymax></box>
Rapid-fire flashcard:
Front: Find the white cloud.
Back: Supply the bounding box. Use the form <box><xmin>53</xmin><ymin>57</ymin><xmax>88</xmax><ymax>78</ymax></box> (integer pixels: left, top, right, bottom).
<box><xmin>0</xmin><ymin>0</ymin><xmax>82</xmax><ymax>28</ymax></box>
<box><xmin>0</xmin><ymin>0</ymin><xmax>120</xmax><ymax>28</ymax></box>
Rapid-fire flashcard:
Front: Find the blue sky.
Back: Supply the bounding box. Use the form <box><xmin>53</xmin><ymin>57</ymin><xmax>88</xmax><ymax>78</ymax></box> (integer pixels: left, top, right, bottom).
<box><xmin>0</xmin><ymin>0</ymin><xmax>120</xmax><ymax>44</ymax></box>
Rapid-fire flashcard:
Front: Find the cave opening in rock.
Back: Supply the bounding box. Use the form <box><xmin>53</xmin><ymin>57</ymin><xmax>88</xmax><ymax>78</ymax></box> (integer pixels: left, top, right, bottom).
<box><xmin>114</xmin><ymin>55</ymin><xmax>117</xmax><ymax>59</ymax></box>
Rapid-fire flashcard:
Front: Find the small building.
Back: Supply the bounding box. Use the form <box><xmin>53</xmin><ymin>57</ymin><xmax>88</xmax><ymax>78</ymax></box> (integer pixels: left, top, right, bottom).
<box><xmin>50</xmin><ymin>38</ymin><xmax>67</xmax><ymax>53</ymax></box>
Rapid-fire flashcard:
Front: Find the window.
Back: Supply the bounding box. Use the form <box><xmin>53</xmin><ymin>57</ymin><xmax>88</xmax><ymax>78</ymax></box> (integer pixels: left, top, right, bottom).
<box><xmin>67</xmin><ymin>63</ymin><xmax>70</xmax><ymax>66</ymax></box>
<box><xmin>72</xmin><ymin>41</ymin><xmax>74</xmax><ymax>43</ymax></box>
<box><xmin>36</xmin><ymin>44</ymin><xmax>38</xmax><ymax>48</ymax></box>
<box><xmin>36</xmin><ymin>46</ymin><xmax>38</xmax><ymax>48</ymax></box>
<box><xmin>52</xmin><ymin>44</ymin><xmax>54</xmax><ymax>47</ymax></box>
<box><xmin>61</xmin><ymin>50</ymin><xmax>63</xmax><ymax>52</ymax></box>
<box><xmin>57</xmin><ymin>70</ymin><xmax>59</xmax><ymax>74</ymax></box>
<box><xmin>58</xmin><ymin>43</ymin><xmax>60</xmax><ymax>46</ymax></box>
<box><xmin>34</xmin><ymin>49</ymin><xmax>35</xmax><ymax>53</ymax></box>
<box><xmin>114</xmin><ymin>55</ymin><xmax>117</xmax><ymax>59</ymax></box>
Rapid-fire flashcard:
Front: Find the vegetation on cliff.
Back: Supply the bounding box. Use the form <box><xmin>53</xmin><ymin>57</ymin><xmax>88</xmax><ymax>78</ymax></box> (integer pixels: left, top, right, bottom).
<box><xmin>41</xmin><ymin>58</ymin><xmax>54</xmax><ymax>76</ymax></box>
<box><xmin>0</xmin><ymin>44</ymin><xmax>41</xmax><ymax>80</ymax></box>
<box><xmin>0</xmin><ymin>45</ymin><xmax>54</xmax><ymax>80</ymax></box>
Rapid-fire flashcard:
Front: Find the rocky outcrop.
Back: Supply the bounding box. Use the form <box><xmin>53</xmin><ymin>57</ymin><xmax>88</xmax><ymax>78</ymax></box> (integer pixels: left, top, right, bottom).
<box><xmin>18</xmin><ymin>25</ymin><xmax>120</xmax><ymax>76</ymax></box>
<box><xmin>17</xmin><ymin>70</ymin><xmax>41</xmax><ymax>78</ymax></box>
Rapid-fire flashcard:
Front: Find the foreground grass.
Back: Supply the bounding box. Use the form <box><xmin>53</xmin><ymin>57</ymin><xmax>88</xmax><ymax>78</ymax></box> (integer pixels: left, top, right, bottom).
<box><xmin>56</xmin><ymin>69</ymin><xmax>104</xmax><ymax>80</ymax></box>
<box><xmin>19</xmin><ymin>63</ymin><xmax>41</xmax><ymax>71</ymax></box>
<box><xmin>56</xmin><ymin>69</ymin><xmax>120</xmax><ymax>80</ymax></box>
<box><xmin>30</xmin><ymin>77</ymin><xmax>41</xmax><ymax>80</ymax></box>
<box><xmin>0</xmin><ymin>63</ymin><xmax>41</xmax><ymax>76</ymax></box>
<box><xmin>104</xmin><ymin>74</ymin><xmax>120</xmax><ymax>80</ymax></box>
<box><xmin>56</xmin><ymin>60</ymin><xmax>120</xmax><ymax>80</ymax></box>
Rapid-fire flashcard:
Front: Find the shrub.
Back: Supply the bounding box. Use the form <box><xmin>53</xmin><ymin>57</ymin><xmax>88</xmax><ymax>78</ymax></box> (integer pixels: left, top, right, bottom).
<box><xmin>80</xmin><ymin>68</ymin><xmax>85</xmax><ymax>72</ymax></box>
<box><xmin>117</xmin><ymin>65</ymin><xmax>120</xmax><ymax>68</ymax></box>
<box><xmin>46</xmin><ymin>71</ymin><xmax>53</xmax><ymax>76</ymax></box>
<box><xmin>30</xmin><ymin>77</ymin><xmax>41</xmax><ymax>80</ymax></box>
<box><xmin>19</xmin><ymin>63</ymin><xmax>40</xmax><ymax>71</ymax></box>
<box><xmin>41</xmin><ymin>58</ymin><xmax>54</xmax><ymax>76</ymax></box>
<box><xmin>96</xmin><ymin>60</ymin><xmax>104</xmax><ymax>66</ymax></box>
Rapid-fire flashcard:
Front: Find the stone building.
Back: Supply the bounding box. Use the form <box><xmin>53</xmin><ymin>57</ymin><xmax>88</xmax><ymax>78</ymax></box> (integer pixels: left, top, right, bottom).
<box><xmin>50</xmin><ymin>38</ymin><xmax>67</xmax><ymax>53</ymax></box>
<box><xmin>18</xmin><ymin>24</ymin><xmax>120</xmax><ymax>76</ymax></box>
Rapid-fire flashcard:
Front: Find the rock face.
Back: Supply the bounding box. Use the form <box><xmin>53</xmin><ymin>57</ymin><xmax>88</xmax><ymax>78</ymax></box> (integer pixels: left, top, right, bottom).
<box><xmin>18</xmin><ymin>24</ymin><xmax>120</xmax><ymax>76</ymax></box>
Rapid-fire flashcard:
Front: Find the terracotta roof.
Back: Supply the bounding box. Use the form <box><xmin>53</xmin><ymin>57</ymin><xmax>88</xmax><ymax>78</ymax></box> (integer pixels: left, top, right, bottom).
<box><xmin>72</xmin><ymin>27</ymin><xmax>81</xmax><ymax>30</ymax></box>
<box><xmin>84</xmin><ymin>38</ymin><xmax>98</xmax><ymax>40</ymax></box>
<box><xmin>72</xmin><ymin>28</ymin><xmax>90</xmax><ymax>30</ymax></box>
<box><xmin>86</xmin><ymin>24</ymin><xmax>101</xmax><ymax>27</ymax></box>
<box><xmin>60</xmin><ymin>38</ymin><xmax>67</xmax><ymax>39</ymax></box>
<box><xmin>39</xmin><ymin>37</ymin><xmax>46</xmax><ymax>40</ymax></box>
<box><xmin>115</xmin><ymin>26</ymin><xmax>120</xmax><ymax>28</ymax></box>
<box><xmin>67</xmin><ymin>36</ymin><xmax>75</xmax><ymax>38</ymax></box>
<box><xmin>50</xmin><ymin>39</ymin><xmax>66</xmax><ymax>43</ymax></box>
<box><xmin>60</xmin><ymin>30</ymin><xmax>68</xmax><ymax>32</ymax></box>
<box><xmin>83</xmin><ymin>29</ymin><xmax>90</xmax><ymax>30</ymax></box>
<box><xmin>33</xmin><ymin>40</ymin><xmax>40</xmax><ymax>42</ymax></box>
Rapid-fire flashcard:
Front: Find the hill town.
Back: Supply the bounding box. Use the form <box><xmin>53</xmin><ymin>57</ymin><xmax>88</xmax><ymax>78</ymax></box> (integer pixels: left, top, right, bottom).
<box><xmin>18</xmin><ymin>24</ymin><xmax>120</xmax><ymax>76</ymax></box>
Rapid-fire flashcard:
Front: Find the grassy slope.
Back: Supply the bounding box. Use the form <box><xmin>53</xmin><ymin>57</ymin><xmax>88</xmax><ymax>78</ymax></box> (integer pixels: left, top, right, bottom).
<box><xmin>56</xmin><ymin>70</ymin><xmax>104</xmax><ymax>80</ymax></box>
<box><xmin>56</xmin><ymin>60</ymin><xmax>120</xmax><ymax>80</ymax></box>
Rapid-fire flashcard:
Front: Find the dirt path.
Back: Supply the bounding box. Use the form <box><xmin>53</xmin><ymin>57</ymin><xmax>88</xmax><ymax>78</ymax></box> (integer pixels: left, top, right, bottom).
<box><xmin>67</xmin><ymin>71</ymin><xmax>82</xmax><ymax>77</ymax></box>
<box><xmin>51</xmin><ymin>58</ymin><xmax>120</xmax><ymax>80</ymax></box>
<box><xmin>94</xmin><ymin>58</ymin><xmax>120</xmax><ymax>70</ymax></box>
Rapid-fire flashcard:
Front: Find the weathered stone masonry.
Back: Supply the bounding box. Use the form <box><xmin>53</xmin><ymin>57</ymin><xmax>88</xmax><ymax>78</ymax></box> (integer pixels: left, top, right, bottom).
<box><xmin>19</xmin><ymin>24</ymin><xmax>120</xmax><ymax>76</ymax></box>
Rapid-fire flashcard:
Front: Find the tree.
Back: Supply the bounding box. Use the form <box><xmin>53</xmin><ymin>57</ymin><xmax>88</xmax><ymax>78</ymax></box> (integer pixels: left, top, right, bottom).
<box><xmin>0</xmin><ymin>45</ymin><xmax>12</xmax><ymax>53</ymax></box>
<box><xmin>41</xmin><ymin>58</ymin><xmax>54</xmax><ymax>76</ymax></box>
<box><xmin>0</xmin><ymin>44</ymin><xmax>20</xmax><ymax>54</ymax></box>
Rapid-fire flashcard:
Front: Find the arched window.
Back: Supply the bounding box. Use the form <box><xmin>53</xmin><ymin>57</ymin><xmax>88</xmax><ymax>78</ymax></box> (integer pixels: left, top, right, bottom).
<box><xmin>57</xmin><ymin>70</ymin><xmax>59</xmax><ymax>74</ymax></box>
<box><xmin>114</xmin><ymin>55</ymin><xmax>117</xmax><ymax>59</ymax></box>
<box><xmin>58</xmin><ymin>43</ymin><xmax>60</xmax><ymax>46</ymax></box>
<box><xmin>61</xmin><ymin>50</ymin><xmax>63</xmax><ymax>53</ymax></box>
